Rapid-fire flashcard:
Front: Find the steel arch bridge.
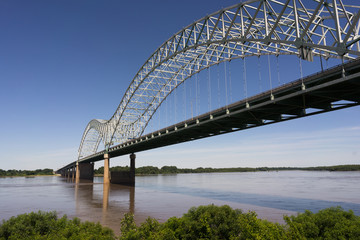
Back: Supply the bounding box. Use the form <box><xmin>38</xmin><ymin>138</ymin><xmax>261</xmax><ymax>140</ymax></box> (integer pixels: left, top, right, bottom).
<box><xmin>78</xmin><ymin>0</ymin><xmax>360</xmax><ymax>159</ymax></box>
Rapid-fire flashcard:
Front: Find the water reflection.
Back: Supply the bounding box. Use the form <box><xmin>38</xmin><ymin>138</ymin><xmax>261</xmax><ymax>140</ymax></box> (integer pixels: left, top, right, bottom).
<box><xmin>73</xmin><ymin>180</ymin><xmax>135</xmax><ymax>234</ymax></box>
<box><xmin>102</xmin><ymin>183</ymin><xmax>109</xmax><ymax>210</ymax></box>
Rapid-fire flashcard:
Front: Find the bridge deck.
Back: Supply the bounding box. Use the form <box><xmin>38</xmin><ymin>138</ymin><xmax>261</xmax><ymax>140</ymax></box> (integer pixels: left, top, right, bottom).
<box><xmin>58</xmin><ymin>58</ymin><xmax>360</xmax><ymax>171</ymax></box>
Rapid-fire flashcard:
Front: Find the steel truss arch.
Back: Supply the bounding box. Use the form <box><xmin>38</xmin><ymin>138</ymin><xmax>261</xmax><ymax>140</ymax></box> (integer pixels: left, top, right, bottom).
<box><xmin>78</xmin><ymin>0</ymin><xmax>360</xmax><ymax>159</ymax></box>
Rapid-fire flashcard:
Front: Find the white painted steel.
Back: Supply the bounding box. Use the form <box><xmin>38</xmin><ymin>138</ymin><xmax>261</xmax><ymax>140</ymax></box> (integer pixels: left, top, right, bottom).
<box><xmin>78</xmin><ymin>0</ymin><xmax>360</xmax><ymax>159</ymax></box>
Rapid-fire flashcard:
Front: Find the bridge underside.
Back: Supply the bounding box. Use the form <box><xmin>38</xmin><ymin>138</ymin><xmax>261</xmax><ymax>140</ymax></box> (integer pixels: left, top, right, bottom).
<box><xmin>58</xmin><ymin>58</ymin><xmax>360</xmax><ymax>171</ymax></box>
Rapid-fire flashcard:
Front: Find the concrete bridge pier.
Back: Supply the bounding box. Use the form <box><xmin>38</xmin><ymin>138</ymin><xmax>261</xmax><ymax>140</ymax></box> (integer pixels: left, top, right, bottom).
<box><xmin>69</xmin><ymin>167</ymin><xmax>76</xmax><ymax>181</ymax></box>
<box><xmin>66</xmin><ymin>168</ymin><xmax>70</xmax><ymax>179</ymax></box>
<box><xmin>110</xmin><ymin>153</ymin><xmax>136</xmax><ymax>186</ymax></box>
<box><xmin>72</xmin><ymin>166</ymin><xmax>75</xmax><ymax>181</ymax></box>
<box><xmin>104</xmin><ymin>153</ymin><xmax>110</xmax><ymax>184</ymax></box>
<box><xmin>75</xmin><ymin>162</ymin><xmax>94</xmax><ymax>183</ymax></box>
<box><xmin>65</xmin><ymin>168</ymin><xmax>71</xmax><ymax>180</ymax></box>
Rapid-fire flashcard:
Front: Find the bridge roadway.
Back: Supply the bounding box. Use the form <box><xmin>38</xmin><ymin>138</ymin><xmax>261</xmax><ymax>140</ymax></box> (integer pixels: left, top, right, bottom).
<box><xmin>58</xmin><ymin>58</ymin><xmax>360</xmax><ymax>173</ymax></box>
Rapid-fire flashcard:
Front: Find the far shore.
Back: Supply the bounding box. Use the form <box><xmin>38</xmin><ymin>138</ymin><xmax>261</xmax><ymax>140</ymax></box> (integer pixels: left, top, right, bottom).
<box><xmin>94</xmin><ymin>164</ymin><xmax>360</xmax><ymax>176</ymax></box>
<box><xmin>1</xmin><ymin>165</ymin><xmax>359</xmax><ymax>178</ymax></box>
<box><xmin>0</xmin><ymin>174</ymin><xmax>57</xmax><ymax>178</ymax></box>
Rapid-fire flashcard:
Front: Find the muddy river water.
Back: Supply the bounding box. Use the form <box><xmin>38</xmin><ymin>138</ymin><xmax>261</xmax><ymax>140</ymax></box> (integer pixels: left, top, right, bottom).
<box><xmin>1</xmin><ymin>171</ymin><xmax>359</xmax><ymax>234</ymax></box>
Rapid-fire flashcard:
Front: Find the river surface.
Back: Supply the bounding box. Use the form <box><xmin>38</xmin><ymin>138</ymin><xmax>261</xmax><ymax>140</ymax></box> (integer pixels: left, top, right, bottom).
<box><xmin>1</xmin><ymin>171</ymin><xmax>360</xmax><ymax>234</ymax></box>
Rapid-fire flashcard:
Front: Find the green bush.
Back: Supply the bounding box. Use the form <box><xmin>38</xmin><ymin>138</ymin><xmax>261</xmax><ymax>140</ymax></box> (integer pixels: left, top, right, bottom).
<box><xmin>284</xmin><ymin>207</ymin><xmax>360</xmax><ymax>239</ymax></box>
<box><xmin>119</xmin><ymin>205</ymin><xmax>285</xmax><ymax>239</ymax></box>
<box><xmin>119</xmin><ymin>205</ymin><xmax>360</xmax><ymax>240</ymax></box>
<box><xmin>0</xmin><ymin>211</ymin><xmax>116</xmax><ymax>240</ymax></box>
<box><xmin>2</xmin><ymin>206</ymin><xmax>359</xmax><ymax>239</ymax></box>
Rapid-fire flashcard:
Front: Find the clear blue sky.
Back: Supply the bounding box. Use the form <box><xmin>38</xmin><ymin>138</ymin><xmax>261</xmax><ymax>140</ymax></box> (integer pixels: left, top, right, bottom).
<box><xmin>1</xmin><ymin>0</ymin><xmax>359</xmax><ymax>171</ymax></box>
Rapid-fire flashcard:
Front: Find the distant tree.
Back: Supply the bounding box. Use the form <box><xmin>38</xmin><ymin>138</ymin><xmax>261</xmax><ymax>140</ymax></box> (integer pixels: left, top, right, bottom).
<box><xmin>91</xmin><ymin>164</ymin><xmax>360</xmax><ymax>177</ymax></box>
<box><xmin>94</xmin><ymin>166</ymin><xmax>104</xmax><ymax>175</ymax></box>
<box><xmin>111</xmin><ymin>166</ymin><xmax>130</xmax><ymax>172</ymax></box>
<box><xmin>160</xmin><ymin>166</ymin><xmax>178</xmax><ymax>174</ymax></box>
<box><xmin>179</xmin><ymin>168</ymin><xmax>193</xmax><ymax>173</ymax></box>
<box><xmin>136</xmin><ymin>166</ymin><xmax>160</xmax><ymax>175</ymax></box>
<box><xmin>0</xmin><ymin>168</ymin><xmax>54</xmax><ymax>177</ymax></box>
<box><xmin>193</xmin><ymin>167</ymin><xmax>214</xmax><ymax>173</ymax></box>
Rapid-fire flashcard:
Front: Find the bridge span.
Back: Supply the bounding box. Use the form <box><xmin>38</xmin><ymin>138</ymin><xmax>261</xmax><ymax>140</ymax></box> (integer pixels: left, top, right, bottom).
<box><xmin>57</xmin><ymin>0</ymin><xmax>360</xmax><ymax>184</ymax></box>
<box><xmin>57</xmin><ymin>58</ymin><xmax>360</xmax><ymax>183</ymax></box>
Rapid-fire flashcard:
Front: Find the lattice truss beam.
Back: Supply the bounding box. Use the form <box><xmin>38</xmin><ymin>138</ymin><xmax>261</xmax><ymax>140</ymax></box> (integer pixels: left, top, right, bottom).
<box><xmin>78</xmin><ymin>0</ymin><xmax>360</xmax><ymax>159</ymax></box>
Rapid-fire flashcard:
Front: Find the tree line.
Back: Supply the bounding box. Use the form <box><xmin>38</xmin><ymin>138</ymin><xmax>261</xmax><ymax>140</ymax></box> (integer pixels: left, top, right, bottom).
<box><xmin>94</xmin><ymin>164</ymin><xmax>360</xmax><ymax>175</ymax></box>
<box><xmin>2</xmin><ymin>164</ymin><xmax>359</xmax><ymax>177</ymax></box>
<box><xmin>0</xmin><ymin>168</ymin><xmax>54</xmax><ymax>177</ymax></box>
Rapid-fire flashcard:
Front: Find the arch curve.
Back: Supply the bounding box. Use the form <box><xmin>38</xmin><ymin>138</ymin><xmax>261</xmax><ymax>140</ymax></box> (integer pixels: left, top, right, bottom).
<box><xmin>78</xmin><ymin>0</ymin><xmax>360</xmax><ymax>158</ymax></box>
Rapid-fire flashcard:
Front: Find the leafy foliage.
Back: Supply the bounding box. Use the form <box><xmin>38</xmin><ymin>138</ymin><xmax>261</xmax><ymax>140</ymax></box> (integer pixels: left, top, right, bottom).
<box><xmin>119</xmin><ymin>205</ymin><xmax>285</xmax><ymax>239</ymax></box>
<box><xmin>2</xmin><ymin>206</ymin><xmax>359</xmax><ymax>239</ymax></box>
<box><xmin>0</xmin><ymin>211</ymin><xmax>116</xmax><ymax>240</ymax></box>
<box><xmin>160</xmin><ymin>166</ymin><xmax>178</xmax><ymax>174</ymax></box>
<box><xmin>284</xmin><ymin>207</ymin><xmax>360</xmax><ymax>239</ymax></box>
<box><xmin>119</xmin><ymin>205</ymin><xmax>360</xmax><ymax>240</ymax></box>
<box><xmin>136</xmin><ymin>166</ymin><xmax>160</xmax><ymax>175</ymax></box>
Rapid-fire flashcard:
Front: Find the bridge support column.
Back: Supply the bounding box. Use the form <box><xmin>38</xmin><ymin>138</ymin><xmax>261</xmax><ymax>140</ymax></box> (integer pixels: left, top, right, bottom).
<box><xmin>104</xmin><ymin>153</ymin><xmax>110</xmax><ymax>184</ymax></box>
<box><xmin>110</xmin><ymin>153</ymin><xmax>135</xmax><ymax>186</ymax></box>
<box><xmin>69</xmin><ymin>168</ymin><xmax>74</xmax><ymax>181</ymax></box>
<box><xmin>76</xmin><ymin>162</ymin><xmax>80</xmax><ymax>183</ymax></box>
<box><xmin>130</xmin><ymin>153</ymin><xmax>135</xmax><ymax>179</ymax></box>
<box><xmin>72</xmin><ymin>166</ymin><xmax>75</xmax><ymax>181</ymax></box>
<box><xmin>76</xmin><ymin>162</ymin><xmax>94</xmax><ymax>183</ymax></box>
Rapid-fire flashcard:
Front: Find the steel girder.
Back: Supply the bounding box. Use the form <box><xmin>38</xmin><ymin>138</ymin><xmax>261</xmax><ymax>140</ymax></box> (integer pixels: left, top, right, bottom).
<box><xmin>78</xmin><ymin>0</ymin><xmax>360</xmax><ymax>159</ymax></box>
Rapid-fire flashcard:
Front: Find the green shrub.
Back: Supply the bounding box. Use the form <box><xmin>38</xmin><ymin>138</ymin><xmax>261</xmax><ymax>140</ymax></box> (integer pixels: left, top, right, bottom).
<box><xmin>120</xmin><ymin>205</ymin><xmax>360</xmax><ymax>240</ymax></box>
<box><xmin>2</xmin><ymin>206</ymin><xmax>359</xmax><ymax>240</ymax></box>
<box><xmin>284</xmin><ymin>206</ymin><xmax>360</xmax><ymax>239</ymax></box>
<box><xmin>119</xmin><ymin>205</ymin><xmax>286</xmax><ymax>239</ymax></box>
<box><xmin>0</xmin><ymin>211</ymin><xmax>116</xmax><ymax>240</ymax></box>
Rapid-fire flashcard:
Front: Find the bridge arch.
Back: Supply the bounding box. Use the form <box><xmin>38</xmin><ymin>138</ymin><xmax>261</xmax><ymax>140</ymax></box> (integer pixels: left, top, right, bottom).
<box><xmin>78</xmin><ymin>0</ymin><xmax>360</xmax><ymax>159</ymax></box>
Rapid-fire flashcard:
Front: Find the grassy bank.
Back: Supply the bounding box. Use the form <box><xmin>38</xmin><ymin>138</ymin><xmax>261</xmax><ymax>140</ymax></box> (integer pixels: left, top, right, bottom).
<box><xmin>1</xmin><ymin>205</ymin><xmax>359</xmax><ymax>239</ymax></box>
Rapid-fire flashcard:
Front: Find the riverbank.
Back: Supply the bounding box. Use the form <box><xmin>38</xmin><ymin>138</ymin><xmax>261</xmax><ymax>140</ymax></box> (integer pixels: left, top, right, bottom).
<box><xmin>0</xmin><ymin>168</ymin><xmax>54</xmax><ymax>177</ymax></box>
<box><xmin>0</xmin><ymin>174</ymin><xmax>55</xmax><ymax>178</ymax></box>
<box><xmin>94</xmin><ymin>164</ymin><xmax>360</xmax><ymax>175</ymax></box>
<box><xmin>2</xmin><ymin>165</ymin><xmax>359</xmax><ymax>177</ymax></box>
